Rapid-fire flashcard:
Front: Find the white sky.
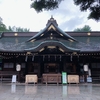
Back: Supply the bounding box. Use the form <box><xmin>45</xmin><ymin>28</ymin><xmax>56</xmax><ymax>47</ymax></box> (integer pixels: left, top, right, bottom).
<box><xmin>0</xmin><ymin>0</ymin><xmax>100</xmax><ymax>31</ymax></box>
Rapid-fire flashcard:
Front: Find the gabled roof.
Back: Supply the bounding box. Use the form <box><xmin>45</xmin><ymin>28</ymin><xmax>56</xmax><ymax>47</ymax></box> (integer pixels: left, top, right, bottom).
<box><xmin>0</xmin><ymin>32</ymin><xmax>100</xmax><ymax>52</ymax></box>
<box><xmin>25</xmin><ymin>17</ymin><xmax>79</xmax><ymax>52</ymax></box>
<box><xmin>27</xmin><ymin>17</ymin><xmax>77</xmax><ymax>42</ymax></box>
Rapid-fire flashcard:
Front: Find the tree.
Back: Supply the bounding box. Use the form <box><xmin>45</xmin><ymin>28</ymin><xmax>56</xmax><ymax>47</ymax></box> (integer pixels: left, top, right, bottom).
<box><xmin>0</xmin><ymin>17</ymin><xmax>2</xmax><ymax>24</ymax></box>
<box><xmin>0</xmin><ymin>24</ymin><xmax>7</xmax><ymax>31</ymax></box>
<box><xmin>31</xmin><ymin>0</ymin><xmax>100</xmax><ymax>21</ymax></box>
<box><xmin>0</xmin><ymin>17</ymin><xmax>8</xmax><ymax>32</ymax></box>
<box><xmin>73</xmin><ymin>0</ymin><xmax>100</xmax><ymax>21</ymax></box>
<box><xmin>31</xmin><ymin>0</ymin><xmax>63</xmax><ymax>12</ymax></box>
<box><xmin>0</xmin><ymin>17</ymin><xmax>30</xmax><ymax>32</ymax></box>
<box><xmin>74</xmin><ymin>25</ymin><xmax>91</xmax><ymax>32</ymax></box>
<box><xmin>0</xmin><ymin>16</ymin><xmax>30</xmax><ymax>32</ymax></box>
<box><xmin>8</xmin><ymin>26</ymin><xmax>30</xmax><ymax>32</ymax></box>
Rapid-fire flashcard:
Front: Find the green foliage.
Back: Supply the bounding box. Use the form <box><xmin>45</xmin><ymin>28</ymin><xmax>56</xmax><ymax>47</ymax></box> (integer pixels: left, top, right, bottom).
<box><xmin>0</xmin><ymin>24</ymin><xmax>8</xmax><ymax>31</ymax></box>
<box><xmin>0</xmin><ymin>17</ymin><xmax>8</xmax><ymax>31</ymax></box>
<box><xmin>0</xmin><ymin>17</ymin><xmax>30</xmax><ymax>32</ymax></box>
<box><xmin>74</xmin><ymin>25</ymin><xmax>91</xmax><ymax>32</ymax></box>
<box><xmin>0</xmin><ymin>25</ymin><xmax>30</xmax><ymax>32</ymax></box>
<box><xmin>74</xmin><ymin>0</ymin><xmax>94</xmax><ymax>11</ymax></box>
<box><xmin>8</xmin><ymin>26</ymin><xmax>30</xmax><ymax>32</ymax></box>
<box><xmin>31</xmin><ymin>0</ymin><xmax>100</xmax><ymax>21</ymax></box>
<box><xmin>31</xmin><ymin>0</ymin><xmax>63</xmax><ymax>12</ymax></box>
<box><xmin>88</xmin><ymin>5</ymin><xmax>100</xmax><ymax>21</ymax></box>
<box><xmin>74</xmin><ymin>0</ymin><xmax>100</xmax><ymax>21</ymax></box>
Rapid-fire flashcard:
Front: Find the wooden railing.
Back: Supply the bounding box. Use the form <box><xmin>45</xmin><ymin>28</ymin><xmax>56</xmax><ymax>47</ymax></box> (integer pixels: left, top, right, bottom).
<box><xmin>0</xmin><ymin>71</ymin><xmax>18</xmax><ymax>81</ymax></box>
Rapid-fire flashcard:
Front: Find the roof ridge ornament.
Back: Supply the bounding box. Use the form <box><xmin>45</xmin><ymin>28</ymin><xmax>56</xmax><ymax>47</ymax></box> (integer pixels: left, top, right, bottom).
<box><xmin>46</xmin><ymin>16</ymin><xmax>58</xmax><ymax>26</ymax></box>
<box><xmin>51</xmin><ymin>15</ymin><xmax>53</xmax><ymax>18</ymax></box>
<box><xmin>50</xmin><ymin>15</ymin><xmax>54</xmax><ymax>21</ymax></box>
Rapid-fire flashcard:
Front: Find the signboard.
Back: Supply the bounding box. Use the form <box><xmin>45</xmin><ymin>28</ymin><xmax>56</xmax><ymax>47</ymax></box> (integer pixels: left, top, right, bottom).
<box><xmin>12</xmin><ymin>75</ymin><xmax>17</xmax><ymax>83</ymax></box>
<box><xmin>87</xmin><ymin>77</ymin><xmax>92</xmax><ymax>82</ymax></box>
<box><xmin>62</xmin><ymin>72</ymin><xmax>67</xmax><ymax>84</ymax></box>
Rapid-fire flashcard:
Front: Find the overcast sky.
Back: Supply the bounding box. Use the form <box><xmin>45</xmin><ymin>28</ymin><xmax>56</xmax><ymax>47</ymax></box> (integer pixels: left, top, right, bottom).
<box><xmin>0</xmin><ymin>0</ymin><xmax>100</xmax><ymax>31</ymax></box>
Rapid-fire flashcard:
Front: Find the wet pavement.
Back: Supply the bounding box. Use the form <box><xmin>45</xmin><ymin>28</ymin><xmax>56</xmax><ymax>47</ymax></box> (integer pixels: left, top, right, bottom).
<box><xmin>0</xmin><ymin>82</ymin><xmax>100</xmax><ymax>100</ymax></box>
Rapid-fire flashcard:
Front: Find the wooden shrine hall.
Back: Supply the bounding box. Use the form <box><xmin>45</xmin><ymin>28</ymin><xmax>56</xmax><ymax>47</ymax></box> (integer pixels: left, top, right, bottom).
<box><xmin>0</xmin><ymin>17</ymin><xmax>100</xmax><ymax>83</ymax></box>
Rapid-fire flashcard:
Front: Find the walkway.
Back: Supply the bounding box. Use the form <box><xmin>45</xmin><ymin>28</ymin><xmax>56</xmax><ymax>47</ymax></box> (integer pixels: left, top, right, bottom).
<box><xmin>0</xmin><ymin>82</ymin><xmax>100</xmax><ymax>100</ymax></box>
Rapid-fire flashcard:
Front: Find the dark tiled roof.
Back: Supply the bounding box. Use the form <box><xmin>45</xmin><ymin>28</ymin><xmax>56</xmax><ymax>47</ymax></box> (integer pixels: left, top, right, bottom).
<box><xmin>0</xmin><ymin>34</ymin><xmax>100</xmax><ymax>52</ymax></box>
<box><xmin>0</xmin><ymin>16</ymin><xmax>100</xmax><ymax>53</ymax></box>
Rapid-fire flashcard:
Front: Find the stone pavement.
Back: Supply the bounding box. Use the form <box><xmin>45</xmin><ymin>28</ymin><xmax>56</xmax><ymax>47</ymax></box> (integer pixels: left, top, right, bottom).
<box><xmin>0</xmin><ymin>82</ymin><xmax>100</xmax><ymax>100</ymax></box>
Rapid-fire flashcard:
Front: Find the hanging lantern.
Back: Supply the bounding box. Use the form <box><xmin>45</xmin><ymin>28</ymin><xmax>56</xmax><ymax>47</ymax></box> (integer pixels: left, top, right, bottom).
<box><xmin>16</xmin><ymin>64</ymin><xmax>21</xmax><ymax>71</ymax></box>
<box><xmin>84</xmin><ymin>65</ymin><xmax>88</xmax><ymax>71</ymax></box>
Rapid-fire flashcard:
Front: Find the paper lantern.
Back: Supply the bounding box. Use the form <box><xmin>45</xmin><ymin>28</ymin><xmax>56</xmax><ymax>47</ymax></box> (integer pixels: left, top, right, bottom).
<box><xmin>16</xmin><ymin>64</ymin><xmax>21</xmax><ymax>71</ymax></box>
<box><xmin>84</xmin><ymin>65</ymin><xmax>88</xmax><ymax>71</ymax></box>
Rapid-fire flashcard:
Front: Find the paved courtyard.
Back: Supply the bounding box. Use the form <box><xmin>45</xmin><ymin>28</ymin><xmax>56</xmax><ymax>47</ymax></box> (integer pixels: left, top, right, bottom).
<box><xmin>0</xmin><ymin>82</ymin><xmax>100</xmax><ymax>100</ymax></box>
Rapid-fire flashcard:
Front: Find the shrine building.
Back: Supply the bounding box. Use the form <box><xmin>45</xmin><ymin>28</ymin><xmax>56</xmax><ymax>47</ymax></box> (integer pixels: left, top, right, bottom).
<box><xmin>0</xmin><ymin>17</ymin><xmax>100</xmax><ymax>83</ymax></box>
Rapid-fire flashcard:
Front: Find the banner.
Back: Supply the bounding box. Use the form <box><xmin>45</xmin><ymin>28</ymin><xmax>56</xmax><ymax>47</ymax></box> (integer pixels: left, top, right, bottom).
<box><xmin>62</xmin><ymin>72</ymin><xmax>67</xmax><ymax>84</ymax></box>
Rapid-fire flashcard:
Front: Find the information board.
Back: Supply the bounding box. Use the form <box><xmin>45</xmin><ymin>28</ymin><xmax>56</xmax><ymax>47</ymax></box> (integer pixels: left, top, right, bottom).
<box><xmin>62</xmin><ymin>72</ymin><xmax>67</xmax><ymax>84</ymax></box>
<box><xmin>12</xmin><ymin>75</ymin><xmax>17</xmax><ymax>83</ymax></box>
